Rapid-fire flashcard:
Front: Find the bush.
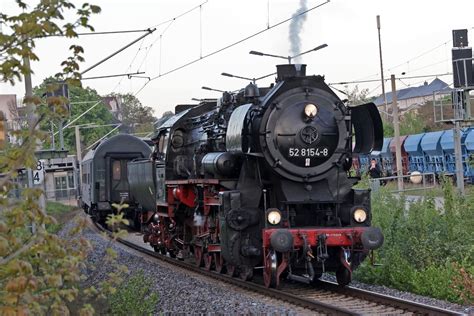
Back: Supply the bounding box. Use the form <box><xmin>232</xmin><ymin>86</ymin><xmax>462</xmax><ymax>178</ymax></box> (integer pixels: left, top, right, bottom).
<box><xmin>354</xmin><ymin>179</ymin><xmax>474</xmax><ymax>305</ymax></box>
<box><xmin>109</xmin><ymin>271</ymin><xmax>158</xmax><ymax>316</ymax></box>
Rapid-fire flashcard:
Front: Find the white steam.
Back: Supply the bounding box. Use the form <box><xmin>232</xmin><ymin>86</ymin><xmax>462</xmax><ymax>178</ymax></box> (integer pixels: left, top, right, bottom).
<box><xmin>289</xmin><ymin>0</ymin><xmax>308</xmax><ymax>63</ymax></box>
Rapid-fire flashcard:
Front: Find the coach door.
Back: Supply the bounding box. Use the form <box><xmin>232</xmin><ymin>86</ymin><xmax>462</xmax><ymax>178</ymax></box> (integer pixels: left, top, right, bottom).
<box><xmin>110</xmin><ymin>158</ymin><xmax>131</xmax><ymax>203</ymax></box>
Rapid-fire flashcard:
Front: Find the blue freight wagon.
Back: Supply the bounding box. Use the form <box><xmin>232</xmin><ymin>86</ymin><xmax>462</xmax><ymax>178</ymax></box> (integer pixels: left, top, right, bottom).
<box><xmin>380</xmin><ymin>138</ymin><xmax>393</xmax><ymax>176</ymax></box>
<box><xmin>465</xmin><ymin>128</ymin><xmax>474</xmax><ymax>183</ymax></box>
<box><xmin>440</xmin><ymin>129</ymin><xmax>456</xmax><ymax>174</ymax></box>
<box><xmin>421</xmin><ymin>131</ymin><xmax>446</xmax><ymax>174</ymax></box>
<box><xmin>404</xmin><ymin>133</ymin><xmax>426</xmax><ymax>173</ymax></box>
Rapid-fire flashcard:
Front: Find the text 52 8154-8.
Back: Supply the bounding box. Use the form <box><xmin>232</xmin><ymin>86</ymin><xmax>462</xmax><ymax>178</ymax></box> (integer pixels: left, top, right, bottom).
<box><xmin>288</xmin><ymin>147</ymin><xmax>329</xmax><ymax>157</ymax></box>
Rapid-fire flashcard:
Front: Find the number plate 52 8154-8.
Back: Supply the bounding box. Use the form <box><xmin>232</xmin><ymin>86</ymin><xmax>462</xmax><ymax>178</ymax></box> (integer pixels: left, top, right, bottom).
<box><xmin>288</xmin><ymin>147</ymin><xmax>329</xmax><ymax>157</ymax></box>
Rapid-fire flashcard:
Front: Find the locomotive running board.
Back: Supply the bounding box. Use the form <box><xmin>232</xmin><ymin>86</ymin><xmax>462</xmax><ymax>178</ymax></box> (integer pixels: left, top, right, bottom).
<box><xmin>350</xmin><ymin>102</ymin><xmax>383</xmax><ymax>154</ymax></box>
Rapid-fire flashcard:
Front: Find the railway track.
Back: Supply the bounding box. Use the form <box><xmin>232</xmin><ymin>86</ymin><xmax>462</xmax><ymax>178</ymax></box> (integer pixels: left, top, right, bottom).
<box><xmin>91</xmin><ymin>220</ymin><xmax>463</xmax><ymax>315</ymax></box>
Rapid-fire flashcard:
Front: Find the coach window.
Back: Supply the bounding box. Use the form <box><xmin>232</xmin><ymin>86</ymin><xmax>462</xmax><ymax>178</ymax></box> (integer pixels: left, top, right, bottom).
<box><xmin>112</xmin><ymin>160</ymin><xmax>121</xmax><ymax>180</ymax></box>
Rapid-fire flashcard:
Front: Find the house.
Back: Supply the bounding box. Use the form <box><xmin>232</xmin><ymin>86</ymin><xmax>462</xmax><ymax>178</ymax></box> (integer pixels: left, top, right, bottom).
<box><xmin>0</xmin><ymin>94</ymin><xmax>28</xmax><ymax>144</ymax></box>
<box><xmin>0</xmin><ymin>94</ymin><xmax>78</xmax><ymax>203</ymax></box>
<box><xmin>102</xmin><ymin>96</ymin><xmax>123</xmax><ymax>121</ymax></box>
<box><xmin>373</xmin><ymin>78</ymin><xmax>452</xmax><ymax>111</ymax></box>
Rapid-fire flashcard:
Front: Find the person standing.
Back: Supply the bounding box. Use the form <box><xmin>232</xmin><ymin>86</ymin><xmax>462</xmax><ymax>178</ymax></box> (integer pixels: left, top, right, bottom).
<box><xmin>368</xmin><ymin>158</ymin><xmax>382</xmax><ymax>179</ymax></box>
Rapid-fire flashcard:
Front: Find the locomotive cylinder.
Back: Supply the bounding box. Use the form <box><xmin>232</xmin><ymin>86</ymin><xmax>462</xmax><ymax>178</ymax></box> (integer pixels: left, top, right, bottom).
<box><xmin>202</xmin><ymin>152</ymin><xmax>240</xmax><ymax>177</ymax></box>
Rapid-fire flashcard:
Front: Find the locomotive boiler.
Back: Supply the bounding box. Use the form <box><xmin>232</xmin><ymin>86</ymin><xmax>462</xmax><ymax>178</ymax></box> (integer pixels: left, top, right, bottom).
<box><xmin>135</xmin><ymin>64</ymin><xmax>384</xmax><ymax>287</ymax></box>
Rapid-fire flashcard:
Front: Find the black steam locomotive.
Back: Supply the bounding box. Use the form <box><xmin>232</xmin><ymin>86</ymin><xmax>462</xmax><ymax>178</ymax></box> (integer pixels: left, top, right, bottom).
<box><xmin>126</xmin><ymin>63</ymin><xmax>384</xmax><ymax>287</ymax></box>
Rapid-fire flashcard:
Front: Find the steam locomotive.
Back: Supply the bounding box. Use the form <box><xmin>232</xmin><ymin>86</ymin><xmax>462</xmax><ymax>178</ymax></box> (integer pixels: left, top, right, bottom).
<box><xmin>126</xmin><ymin>64</ymin><xmax>384</xmax><ymax>287</ymax></box>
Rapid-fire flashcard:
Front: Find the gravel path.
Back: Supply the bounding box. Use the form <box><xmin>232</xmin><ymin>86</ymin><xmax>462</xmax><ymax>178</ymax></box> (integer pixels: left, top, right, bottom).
<box><xmin>59</xmin><ymin>214</ymin><xmax>473</xmax><ymax>315</ymax></box>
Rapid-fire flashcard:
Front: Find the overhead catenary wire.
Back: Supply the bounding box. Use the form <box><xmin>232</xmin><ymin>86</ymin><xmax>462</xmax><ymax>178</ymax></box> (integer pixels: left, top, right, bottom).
<box><xmin>74</xmin><ymin>29</ymin><xmax>151</xmax><ymax>36</ymax></box>
<box><xmin>386</xmin><ymin>40</ymin><xmax>451</xmax><ymax>73</ymax></box>
<box><xmin>329</xmin><ymin>72</ymin><xmax>452</xmax><ymax>85</ymax></box>
<box><xmin>53</xmin><ymin>100</ymin><xmax>102</xmax><ymax>136</ymax></box>
<box><xmin>106</xmin><ymin>1</ymin><xmax>209</xmax><ymax>95</ymax></box>
<box><xmin>133</xmin><ymin>0</ymin><xmax>331</xmax><ymax>96</ymax></box>
<box><xmin>150</xmin><ymin>0</ymin><xmax>209</xmax><ymax>29</ymax></box>
<box><xmin>351</xmin><ymin>39</ymin><xmax>452</xmax><ymax>82</ymax></box>
<box><xmin>82</xmin><ymin>71</ymin><xmax>145</xmax><ymax>80</ymax></box>
<box><xmin>111</xmin><ymin>37</ymin><xmax>148</xmax><ymax>93</ymax></box>
<box><xmin>86</xmin><ymin>124</ymin><xmax>122</xmax><ymax>150</ymax></box>
<box><xmin>80</xmin><ymin>28</ymin><xmax>156</xmax><ymax>76</ymax></box>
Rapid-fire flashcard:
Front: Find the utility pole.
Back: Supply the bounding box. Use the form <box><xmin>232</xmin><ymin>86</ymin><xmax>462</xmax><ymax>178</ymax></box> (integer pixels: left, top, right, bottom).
<box><xmin>75</xmin><ymin>125</ymin><xmax>82</xmax><ymax>189</ymax></box>
<box><xmin>59</xmin><ymin>119</ymin><xmax>65</xmax><ymax>150</ymax></box>
<box><xmin>391</xmin><ymin>74</ymin><xmax>404</xmax><ymax>191</ymax></box>
<box><xmin>377</xmin><ymin>15</ymin><xmax>388</xmax><ymax>119</ymax></box>
<box><xmin>453</xmin><ymin>119</ymin><xmax>465</xmax><ymax>195</ymax></box>
<box><xmin>24</xmin><ymin>56</ymin><xmax>35</xmax><ymax>214</ymax></box>
<box><xmin>24</xmin><ymin>55</ymin><xmax>46</xmax><ymax>233</ymax></box>
<box><xmin>450</xmin><ymin>28</ymin><xmax>470</xmax><ymax>195</ymax></box>
<box><xmin>452</xmin><ymin>90</ymin><xmax>465</xmax><ymax>195</ymax></box>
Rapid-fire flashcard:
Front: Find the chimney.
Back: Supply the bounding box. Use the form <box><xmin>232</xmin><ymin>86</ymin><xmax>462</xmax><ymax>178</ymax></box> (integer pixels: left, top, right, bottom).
<box><xmin>276</xmin><ymin>64</ymin><xmax>306</xmax><ymax>81</ymax></box>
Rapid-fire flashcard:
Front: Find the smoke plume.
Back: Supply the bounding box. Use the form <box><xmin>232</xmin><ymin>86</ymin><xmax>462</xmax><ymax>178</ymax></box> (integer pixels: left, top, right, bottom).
<box><xmin>289</xmin><ymin>0</ymin><xmax>308</xmax><ymax>63</ymax></box>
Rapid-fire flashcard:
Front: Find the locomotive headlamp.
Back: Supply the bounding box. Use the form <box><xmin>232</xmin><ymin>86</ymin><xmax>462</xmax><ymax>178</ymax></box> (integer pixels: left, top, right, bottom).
<box><xmin>304</xmin><ymin>103</ymin><xmax>318</xmax><ymax>118</ymax></box>
<box><xmin>353</xmin><ymin>208</ymin><xmax>368</xmax><ymax>223</ymax></box>
<box><xmin>267</xmin><ymin>210</ymin><xmax>282</xmax><ymax>225</ymax></box>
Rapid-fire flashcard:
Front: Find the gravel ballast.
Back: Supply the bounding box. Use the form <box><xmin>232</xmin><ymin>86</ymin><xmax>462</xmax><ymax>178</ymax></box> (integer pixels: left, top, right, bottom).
<box><xmin>59</xmin><ymin>214</ymin><xmax>472</xmax><ymax>315</ymax></box>
<box><xmin>321</xmin><ymin>274</ymin><xmax>472</xmax><ymax>314</ymax></box>
<box><xmin>59</xmin><ymin>215</ymin><xmax>306</xmax><ymax>315</ymax></box>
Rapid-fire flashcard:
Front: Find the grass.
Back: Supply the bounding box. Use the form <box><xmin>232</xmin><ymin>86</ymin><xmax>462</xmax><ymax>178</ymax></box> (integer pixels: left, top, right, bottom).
<box><xmin>46</xmin><ymin>201</ymin><xmax>79</xmax><ymax>233</ymax></box>
<box><xmin>354</xmin><ymin>178</ymin><xmax>474</xmax><ymax>305</ymax></box>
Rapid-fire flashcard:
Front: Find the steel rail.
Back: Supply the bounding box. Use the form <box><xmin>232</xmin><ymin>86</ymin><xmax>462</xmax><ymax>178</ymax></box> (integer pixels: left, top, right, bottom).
<box><xmin>311</xmin><ymin>281</ymin><xmax>462</xmax><ymax>316</ymax></box>
<box><xmin>90</xmin><ymin>220</ymin><xmax>463</xmax><ymax>316</ymax></box>
<box><xmin>91</xmin><ymin>221</ymin><xmax>352</xmax><ymax>315</ymax></box>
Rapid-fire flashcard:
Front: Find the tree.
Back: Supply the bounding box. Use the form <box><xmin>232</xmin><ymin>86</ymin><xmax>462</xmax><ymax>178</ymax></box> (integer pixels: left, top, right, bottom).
<box><xmin>344</xmin><ymin>85</ymin><xmax>371</xmax><ymax>105</ymax></box>
<box><xmin>0</xmin><ymin>2</ymin><xmax>127</xmax><ymax>315</ymax></box>
<box><xmin>383</xmin><ymin>110</ymin><xmax>429</xmax><ymax>138</ymax></box>
<box><xmin>108</xmin><ymin>93</ymin><xmax>155</xmax><ymax>135</ymax></box>
<box><xmin>399</xmin><ymin>110</ymin><xmax>425</xmax><ymax>136</ymax></box>
<box><xmin>1</xmin><ymin>1</ymin><xmax>100</xmax><ymax>86</ymax></box>
<box><xmin>34</xmin><ymin>79</ymin><xmax>116</xmax><ymax>153</ymax></box>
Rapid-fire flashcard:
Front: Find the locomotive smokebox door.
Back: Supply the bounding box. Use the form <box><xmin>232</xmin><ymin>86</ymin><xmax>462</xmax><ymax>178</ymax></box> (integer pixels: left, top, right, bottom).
<box><xmin>351</xmin><ymin>102</ymin><xmax>383</xmax><ymax>154</ymax></box>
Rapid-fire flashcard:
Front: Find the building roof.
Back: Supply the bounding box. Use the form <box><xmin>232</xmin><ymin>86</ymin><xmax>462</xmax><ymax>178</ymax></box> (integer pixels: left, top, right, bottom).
<box><xmin>373</xmin><ymin>78</ymin><xmax>451</xmax><ymax>106</ymax></box>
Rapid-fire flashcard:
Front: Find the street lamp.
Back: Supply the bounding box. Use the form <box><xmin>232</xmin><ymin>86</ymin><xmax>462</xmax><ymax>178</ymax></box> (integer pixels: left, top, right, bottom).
<box><xmin>221</xmin><ymin>72</ymin><xmax>276</xmax><ymax>83</ymax></box>
<box><xmin>249</xmin><ymin>44</ymin><xmax>328</xmax><ymax>64</ymax></box>
<box><xmin>202</xmin><ymin>86</ymin><xmax>225</xmax><ymax>93</ymax></box>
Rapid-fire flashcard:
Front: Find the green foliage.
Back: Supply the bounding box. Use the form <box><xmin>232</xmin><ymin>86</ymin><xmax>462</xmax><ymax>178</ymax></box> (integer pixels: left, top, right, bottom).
<box><xmin>109</xmin><ymin>271</ymin><xmax>159</xmax><ymax>316</ymax></box>
<box><xmin>34</xmin><ymin>78</ymin><xmax>116</xmax><ymax>153</ymax></box>
<box><xmin>399</xmin><ymin>111</ymin><xmax>426</xmax><ymax>136</ymax></box>
<box><xmin>0</xmin><ymin>1</ymin><xmax>137</xmax><ymax>315</ymax></box>
<box><xmin>382</xmin><ymin>118</ymin><xmax>394</xmax><ymax>137</ymax></box>
<box><xmin>0</xmin><ymin>188</ymin><xmax>92</xmax><ymax>314</ymax></box>
<box><xmin>0</xmin><ymin>0</ymin><xmax>101</xmax><ymax>85</ymax></box>
<box><xmin>45</xmin><ymin>201</ymin><xmax>75</xmax><ymax>233</ymax></box>
<box><xmin>354</xmin><ymin>179</ymin><xmax>474</xmax><ymax>304</ymax></box>
<box><xmin>46</xmin><ymin>201</ymin><xmax>74</xmax><ymax>215</ymax></box>
<box><xmin>382</xmin><ymin>110</ymin><xmax>426</xmax><ymax>138</ymax></box>
<box><xmin>344</xmin><ymin>85</ymin><xmax>371</xmax><ymax>105</ymax></box>
<box><xmin>108</xmin><ymin>93</ymin><xmax>155</xmax><ymax>135</ymax></box>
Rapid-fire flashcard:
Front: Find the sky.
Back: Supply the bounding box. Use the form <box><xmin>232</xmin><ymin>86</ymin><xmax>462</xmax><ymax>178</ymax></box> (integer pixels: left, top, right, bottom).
<box><xmin>1</xmin><ymin>0</ymin><xmax>473</xmax><ymax>118</ymax></box>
